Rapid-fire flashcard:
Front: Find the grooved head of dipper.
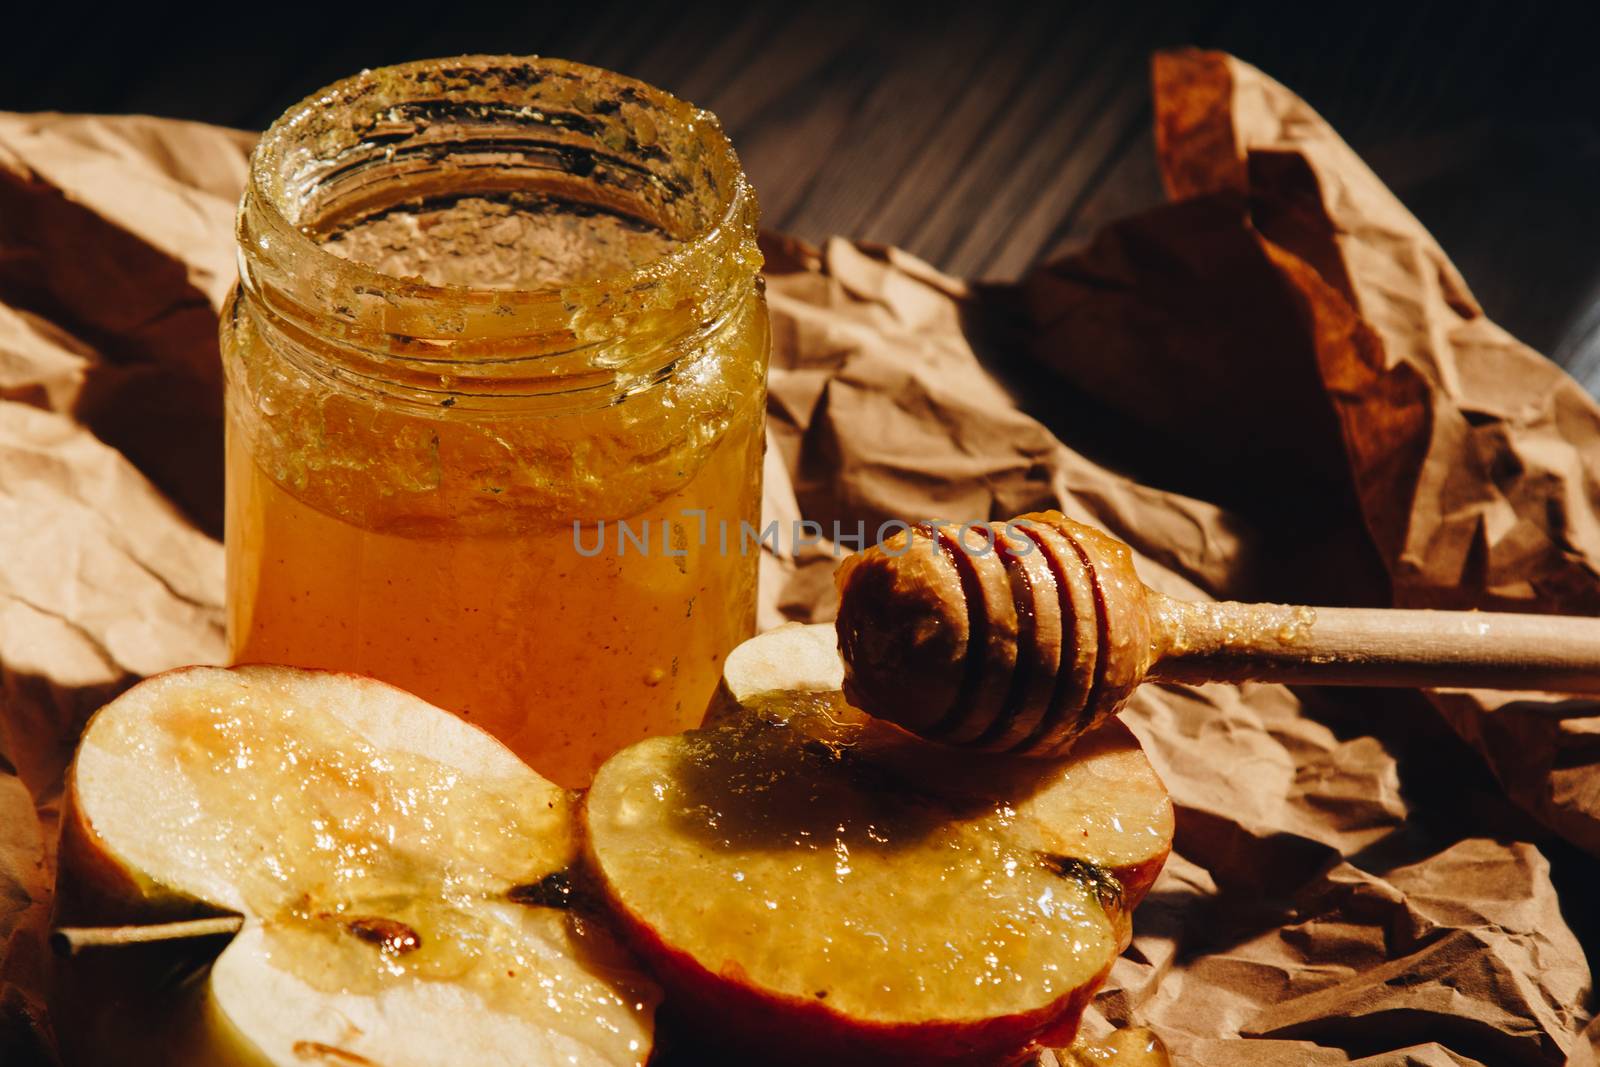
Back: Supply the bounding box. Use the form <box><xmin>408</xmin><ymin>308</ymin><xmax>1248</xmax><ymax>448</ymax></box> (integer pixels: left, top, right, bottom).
<box><xmin>834</xmin><ymin>513</ymin><xmax>1153</xmax><ymax>757</ymax></box>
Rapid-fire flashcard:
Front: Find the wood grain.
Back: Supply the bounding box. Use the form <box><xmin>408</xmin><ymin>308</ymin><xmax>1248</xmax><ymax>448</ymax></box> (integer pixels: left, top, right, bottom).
<box><xmin>1148</xmin><ymin>597</ymin><xmax>1600</xmax><ymax>695</ymax></box>
<box><xmin>4</xmin><ymin>0</ymin><xmax>1598</xmax><ymax>378</ymax></box>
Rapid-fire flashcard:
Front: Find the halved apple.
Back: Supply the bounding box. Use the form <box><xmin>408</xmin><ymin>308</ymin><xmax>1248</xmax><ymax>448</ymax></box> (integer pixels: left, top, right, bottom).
<box><xmin>587</xmin><ymin>624</ymin><xmax>1173</xmax><ymax>1066</ymax></box>
<box><xmin>54</xmin><ymin>666</ymin><xmax>658</xmax><ymax>1067</ymax></box>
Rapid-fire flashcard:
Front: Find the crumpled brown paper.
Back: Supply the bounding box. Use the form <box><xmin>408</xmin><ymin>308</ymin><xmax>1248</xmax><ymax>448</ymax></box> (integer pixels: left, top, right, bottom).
<box><xmin>0</xmin><ymin>111</ymin><xmax>234</xmax><ymax>1061</ymax></box>
<box><xmin>0</xmin><ymin>49</ymin><xmax>1595</xmax><ymax>1065</ymax></box>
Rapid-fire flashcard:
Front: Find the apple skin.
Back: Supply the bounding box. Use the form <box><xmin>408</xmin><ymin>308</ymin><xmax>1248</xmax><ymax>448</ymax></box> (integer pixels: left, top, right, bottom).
<box><xmin>587</xmin><ymin>827</ymin><xmax>1115</xmax><ymax>1067</ymax></box>
<box><xmin>1111</xmin><ymin>843</ymin><xmax>1171</xmax><ymax>918</ymax></box>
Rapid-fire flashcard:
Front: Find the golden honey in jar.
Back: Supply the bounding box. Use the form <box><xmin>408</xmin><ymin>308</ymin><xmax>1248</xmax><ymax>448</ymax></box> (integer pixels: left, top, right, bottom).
<box><xmin>222</xmin><ymin>57</ymin><xmax>768</xmax><ymax>786</ymax></box>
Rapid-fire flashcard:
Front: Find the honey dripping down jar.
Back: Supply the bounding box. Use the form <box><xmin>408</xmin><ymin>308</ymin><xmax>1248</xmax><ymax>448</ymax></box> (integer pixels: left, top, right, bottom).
<box><xmin>222</xmin><ymin>56</ymin><xmax>769</xmax><ymax>786</ymax></box>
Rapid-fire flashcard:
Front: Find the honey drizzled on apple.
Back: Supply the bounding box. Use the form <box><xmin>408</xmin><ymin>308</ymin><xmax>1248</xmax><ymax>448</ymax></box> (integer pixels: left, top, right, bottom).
<box><xmin>585</xmin><ymin>668</ymin><xmax>1173</xmax><ymax>1055</ymax></box>
<box><xmin>606</xmin><ymin>691</ymin><xmax>1117</xmax><ymax>1016</ymax></box>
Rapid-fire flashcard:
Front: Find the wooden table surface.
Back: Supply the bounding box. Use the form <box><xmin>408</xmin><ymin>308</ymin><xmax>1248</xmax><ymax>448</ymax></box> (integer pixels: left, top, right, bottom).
<box><xmin>7</xmin><ymin>1</ymin><xmax>1600</xmax><ymax>388</ymax></box>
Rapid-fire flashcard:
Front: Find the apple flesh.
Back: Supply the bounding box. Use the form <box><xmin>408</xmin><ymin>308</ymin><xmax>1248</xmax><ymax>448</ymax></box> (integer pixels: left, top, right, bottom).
<box><xmin>55</xmin><ymin>665</ymin><xmax>658</xmax><ymax>1067</ymax></box>
<box><xmin>587</xmin><ymin>624</ymin><xmax>1173</xmax><ymax>1066</ymax></box>
<box><xmin>714</xmin><ymin>623</ymin><xmax>1172</xmax><ymax>906</ymax></box>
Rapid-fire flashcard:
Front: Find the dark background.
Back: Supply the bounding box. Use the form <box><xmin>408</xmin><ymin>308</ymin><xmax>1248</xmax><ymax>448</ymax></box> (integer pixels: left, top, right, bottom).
<box><xmin>6</xmin><ymin>0</ymin><xmax>1600</xmax><ymax>388</ymax></box>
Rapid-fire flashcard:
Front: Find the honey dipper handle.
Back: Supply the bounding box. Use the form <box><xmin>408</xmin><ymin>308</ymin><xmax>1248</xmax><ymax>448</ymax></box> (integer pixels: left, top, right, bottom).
<box><xmin>1145</xmin><ymin>595</ymin><xmax>1600</xmax><ymax>694</ymax></box>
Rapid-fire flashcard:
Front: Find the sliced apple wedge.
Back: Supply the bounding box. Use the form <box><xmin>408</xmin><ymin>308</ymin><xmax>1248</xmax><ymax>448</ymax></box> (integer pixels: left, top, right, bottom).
<box><xmin>55</xmin><ymin>666</ymin><xmax>658</xmax><ymax>1067</ymax></box>
<box><xmin>586</xmin><ymin>624</ymin><xmax>1173</xmax><ymax>1066</ymax></box>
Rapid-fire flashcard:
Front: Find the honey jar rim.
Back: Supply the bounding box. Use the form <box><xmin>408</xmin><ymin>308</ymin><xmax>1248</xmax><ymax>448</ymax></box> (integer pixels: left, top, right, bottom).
<box><xmin>242</xmin><ymin>54</ymin><xmax>759</xmax><ymax>316</ymax></box>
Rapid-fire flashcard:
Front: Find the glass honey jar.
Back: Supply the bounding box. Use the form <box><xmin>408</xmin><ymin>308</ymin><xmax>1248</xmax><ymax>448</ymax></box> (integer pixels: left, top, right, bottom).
<box><xmin>223</xmin><ymin>56</ymin><xmax>768</xmax><ymax>786</ymax></box>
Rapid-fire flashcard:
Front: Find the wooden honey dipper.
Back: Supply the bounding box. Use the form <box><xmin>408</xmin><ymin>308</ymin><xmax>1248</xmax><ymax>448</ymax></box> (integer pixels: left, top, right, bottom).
<box><xmin>834</xmin><ymin>511</ymin><xmax>1600</xmax><ymax>757</ymax></box>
